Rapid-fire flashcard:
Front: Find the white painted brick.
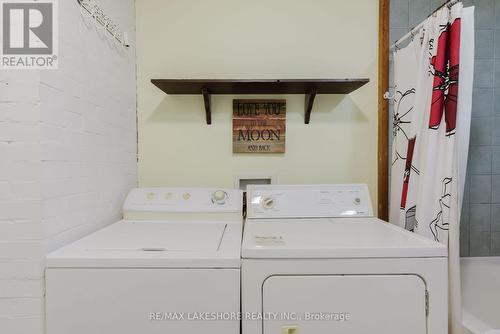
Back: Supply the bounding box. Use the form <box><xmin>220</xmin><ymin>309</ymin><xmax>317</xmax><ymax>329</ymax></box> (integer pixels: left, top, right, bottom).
<box><xmin>0</xmin><ymin>222</ymin><xmax>42</xmax><ymax>242</ymax></box>
<box><xmin>0</xmin><ymin>201</ymin><xmax>41</xmax><ymax>220</ymax></box>
<box><xmin>0</xmin><ymin>141</ymin><xmax>6</xmax><ymax>155</ymax></box>
<box><xmin>0</xmin><ymin>74</ymin><xmax>40</xmax><ymax>103</ymax></box>
<box><xmin>43</xmin><ymin>223</ymin><xmax>90</xmax><ymax>253</ymax></box>
<box><xmin>0</xmin><ymin>279</ymin><xmax>44</xmax><ymax>298</ymax></box>
<box><xmin>41</xmin><ymin>178</ymin><xmax>90</xmax><ymax>200</ymax></box>
<box><xmin>5</xmin><ymin>143</ymin><xmax>40</xmax><ymax>162</ymax></box>
<box><xmin>0</xmin><ymin>242</ymin><xmax>42</xmax><ymax>260</ymax></box>
<box><xmin>0</xmin><ymin>161</ymin><xmax>40</xmax><ymax>182</ymax></box>
<box><xmin>41</xmin><ymin>161</ymin><xmax>69</xmax><ymax>179</ymax></box>
<box><xmin>40</xmin><ymin>142</ymin><xmax>74</xmax><ymax>161</ymax></box>
<box><xmin>42</xmin><ymin>197</ymin><xmax>68</xmax><ymax>219</ymax></box>
<box><xmin>0</xmin><ymin>315</ymin><xmax>44</xmax><ymax>334</ymax></box>
<box><xmin>0</xmin><ymin>298</ymin><xmax>44</xmax><ymax>316</ymax></box>
<box><xmin>39</xmin><ymin>88</ymin><xmax>78</xmax><ymax>128</ymax></box>
<box><xmin>10</xmin><ymin>182</ymin><xmax>40</xmax><ymax>200</ymax></box>
<box><xmin>66</xmin><ymin>193</ymin><xmax>94</xmax><ymax>213</ymax></box>
<box><xmin>0</xmin><ymin>103</ymin><xmax>39</xmax><ymax>123</ymax></box>
<box><xmin>65</xmin><ymin>111</ymin><xmax>82</xmax><ymax>130</ymax></box>
<box><xmin>40</xmin><ymin>72</ymin><xmax>79</xmax><ymax>96</ymax></box>
<box><xmin>0</xmin><ymin>123</ymin><xmax>39</xmax><ymax>142</ymax></box>
<box><xmin>40</xmin><ymin>123</ymin><xmax>66</xmax><ymax>143</ymax></box>
<box><xmin>65</xmin><ymin>130</ymin><xmax>85</xmax><ymax>149</ymax></box>
<box><xmin>0</xmin><ymin>2</ymin><xmax>137</xmax><ymax>333</ymax></box>
<box><xmin>0</xmin><ymin>261</ymin><xmax>44</xmax><ymax>280</ymax></box>
<box><xmin>0</xmin><ymin>182</ymin><xmax>10</xmax><ymax>200</ymax></box>
<box><xmin>83</xmin><ymin>114</ymin><xmax>107</xmax><ymax>134</ymax></box>
<box><xmin>43</xmin><ymin>215</ymin><xmax>84</xmax><ymax>239</ymax></box>
<box><xmin>66</xmin><ymin>162</ymin><xmax>86</xmax><ymax>176</ymax></box>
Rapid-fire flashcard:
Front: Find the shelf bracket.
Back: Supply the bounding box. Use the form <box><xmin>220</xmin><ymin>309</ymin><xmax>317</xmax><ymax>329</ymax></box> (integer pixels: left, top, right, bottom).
<box><xmin>304</xmin><ymin>87</ymin><xmax>317</xmax><ymax>124</ymax></box>
<box><xmin>202</xmin><ymin>88</ymin><xmax>211</xmax><ymax>124</ymax></box>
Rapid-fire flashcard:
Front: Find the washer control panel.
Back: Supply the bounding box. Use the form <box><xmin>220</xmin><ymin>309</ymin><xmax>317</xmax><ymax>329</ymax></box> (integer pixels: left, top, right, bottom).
<box><xmin>247</xmin><ymin>184</ymin><xmax>373</xmax><ymax>219</ymax></box>
<box><xmin>123</xmin><ymin>188</ymin><xmax>243</xmax><ymax>213</ymax></box>
<box><xmin>211</xmin><ymin>190</ymin><xmax>228</xmax><ymax>205</ymax></box>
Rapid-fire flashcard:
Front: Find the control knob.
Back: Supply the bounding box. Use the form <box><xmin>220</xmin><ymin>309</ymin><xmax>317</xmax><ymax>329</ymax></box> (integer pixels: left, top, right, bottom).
<box><xmin>261</xmin><ymin>197</ymin><xmax>276</xmax><ymax>209</ymax></box>
<box><xmin>212</xmin><ymin>190</ymin><xmax>228</xmax><ymax>205</ymax></box>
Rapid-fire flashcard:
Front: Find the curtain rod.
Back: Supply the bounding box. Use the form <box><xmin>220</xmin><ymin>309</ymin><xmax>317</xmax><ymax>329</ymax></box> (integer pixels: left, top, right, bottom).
<box><xmin>390</xmin><ymin>0</ymin><xmax>460</xmax><ymax>51</ymax></box>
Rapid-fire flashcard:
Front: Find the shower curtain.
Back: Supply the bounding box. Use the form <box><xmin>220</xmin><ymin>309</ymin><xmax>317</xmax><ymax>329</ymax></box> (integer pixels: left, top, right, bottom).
<box><xmin>389</xmin><ymin>3</ymin><xmax>474</xmax><ymax>334</ymax></box>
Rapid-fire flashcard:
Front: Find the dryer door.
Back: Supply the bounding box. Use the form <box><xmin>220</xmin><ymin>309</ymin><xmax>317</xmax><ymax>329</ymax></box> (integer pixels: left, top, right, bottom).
<box><xmin>262</xmin><ymin>274</ymin><xmax>427</xmax><ymax>334</ymax></box>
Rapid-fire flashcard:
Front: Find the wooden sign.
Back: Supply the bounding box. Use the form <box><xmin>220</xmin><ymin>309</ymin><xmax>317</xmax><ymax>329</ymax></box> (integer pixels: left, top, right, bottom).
<box><xmin>233</xmin><ymin>99</ymin><xmax>286</xmax><ymax>153</ymax></box>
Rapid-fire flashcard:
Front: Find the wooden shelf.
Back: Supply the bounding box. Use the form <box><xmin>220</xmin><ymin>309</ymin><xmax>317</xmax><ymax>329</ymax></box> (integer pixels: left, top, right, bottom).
<box><xmin>151</xmin><ymin>79</ymin><xmax>369</xmax><ymax>124</ymax></box>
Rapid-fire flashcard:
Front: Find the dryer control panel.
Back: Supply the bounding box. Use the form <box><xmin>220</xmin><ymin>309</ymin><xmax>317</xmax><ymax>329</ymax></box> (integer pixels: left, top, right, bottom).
<box><xmin>247</xmin><ymin>184</ymin><xmax>373</xmax><ymax>219</ymax></box>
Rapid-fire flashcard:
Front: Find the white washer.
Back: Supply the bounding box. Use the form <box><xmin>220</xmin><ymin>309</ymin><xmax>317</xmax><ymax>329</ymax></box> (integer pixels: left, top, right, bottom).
<box><xmin>46</xmin><ymin>187</ymin><xmax>243</xmax><ymax>334</ymax></box>
<box><xmin>242</xmin><ymin>184</ymin><xmax>448</xmax><ymax>334</ymax></box>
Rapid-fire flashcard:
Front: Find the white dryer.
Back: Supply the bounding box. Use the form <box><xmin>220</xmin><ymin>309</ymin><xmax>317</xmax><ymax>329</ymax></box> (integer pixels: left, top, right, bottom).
<box><xmin>242</xmin><ymin>184</ymin><xmax>448</xmax><ymax>334</ymax></box>
<box><xmin>46</xmin><ymin>187</ymin><xmax>243</xmax><ymax>334</ymax></box>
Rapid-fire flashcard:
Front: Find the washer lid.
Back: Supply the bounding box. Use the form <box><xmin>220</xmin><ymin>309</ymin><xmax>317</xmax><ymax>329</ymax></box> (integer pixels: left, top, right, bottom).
<box><xmin>47</xmin><ymin>220</ymin><xmax>242</xmax><ymax>268</ymax></box>
<box><xmin>242</xmin><ymin>218</ymin><xmax>447</xmax><ymax>258</ymax></box>
<box><xmin>78</xmin><ymin>221</ymin><xmax>226</xmax><ymax>251</ymax></box>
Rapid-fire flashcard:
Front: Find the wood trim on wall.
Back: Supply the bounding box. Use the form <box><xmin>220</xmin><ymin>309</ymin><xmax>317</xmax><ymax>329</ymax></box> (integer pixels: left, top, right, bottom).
<box><xmin>378</xmin><ymin>0</ymin><xmax>390</xmax><ymax>220</ymax></box>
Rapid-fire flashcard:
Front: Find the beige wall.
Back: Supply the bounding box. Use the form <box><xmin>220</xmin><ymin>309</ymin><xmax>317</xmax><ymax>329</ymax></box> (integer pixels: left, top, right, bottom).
<box><xmin>136</xmin><ymin>0</ymin><xmax>379</xmax><ymax>208</ymax></box>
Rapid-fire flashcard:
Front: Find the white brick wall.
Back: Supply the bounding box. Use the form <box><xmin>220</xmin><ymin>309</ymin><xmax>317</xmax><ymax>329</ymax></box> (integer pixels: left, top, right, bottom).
<box><xmin>0</xmin><ymin>65</ymin><xmax>43</xmax><ymax>334</ymax></box>
<box><xmin>0</xmin><ymin>0</ymin><xmax>137</xmax><ymax>333</ymax></box>
<box><xmin>41</xmin><ymin>0</ymin><xmax>137</xmax><ymax>245</ymax></box>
